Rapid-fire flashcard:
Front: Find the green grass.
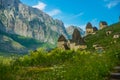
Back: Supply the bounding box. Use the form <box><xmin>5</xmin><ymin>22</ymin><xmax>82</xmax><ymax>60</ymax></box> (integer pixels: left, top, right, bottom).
<box><xmin>0</xmin><ymin>22</ymin><xmax>120</xmax><ymax>80</ymax></box>
<box><xmin>0</xmin><ymin>29</ymin><xmax>56</xmax><ymax>54</ymax></box>
<box><xmin>85</xmin><ymin>22</ymin><xmax>120</xmax><ymax>51</ymax></box>
<box><xmin>0</xmin><ymin>48</ymin><xmax>119</xmax><ymax>80</ymax></box>
<box><xmin>0</xmin><ymin>30</ymin><xmax>55</xmax><ymax>48</ymax></box>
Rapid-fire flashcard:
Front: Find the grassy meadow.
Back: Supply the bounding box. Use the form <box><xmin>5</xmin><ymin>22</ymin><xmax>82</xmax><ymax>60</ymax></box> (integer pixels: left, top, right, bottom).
<box><xmin>0</xmin><ymin>48</ymin><xmax>119</xmax><ymax>80</ymax></box>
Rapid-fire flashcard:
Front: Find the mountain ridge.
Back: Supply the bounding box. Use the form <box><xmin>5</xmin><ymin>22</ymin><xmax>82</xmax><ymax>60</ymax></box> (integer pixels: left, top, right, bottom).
<box><xmin>0</xmin><ymin>0</ymin><xmax>68</xmax><ymax>44</ymax></box>
<box><xmin>66</xmin><ymin>25</ymin><xmax>85</xmax><ymax>39</ymax></box>
<box><xmin>0</xmin><ymin>0</ymin><xmax>84</xmax><ymax>54</ymax></box>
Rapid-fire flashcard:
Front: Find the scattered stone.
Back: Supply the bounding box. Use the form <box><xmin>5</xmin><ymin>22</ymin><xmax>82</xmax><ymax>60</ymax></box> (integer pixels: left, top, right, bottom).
<box><xmin>106</xmin><ymin>30</ymin><xmax>112</xmax><ymax>36</ymax></box>
<box><xmin>110</xmin><ymin>73</ymin><xmax>120</xmax><ymax>79</ymax></box>
<box><xmin>113</xmin><ymin>33</ymin><xmax>120</xmax><ymax>39</ymax></box>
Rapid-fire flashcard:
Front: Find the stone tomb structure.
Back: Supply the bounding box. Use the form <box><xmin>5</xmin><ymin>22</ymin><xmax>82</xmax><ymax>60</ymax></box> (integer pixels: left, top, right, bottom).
<box><xmin>86</xmin><ymin>22</ymin><xmax>98</xmax><ymax>35</ymax></box>
<box><xmin>57</xmin><ymin>28</ymin><xmax>87</xmax><ymax>50</ymax></box>
<box><xmin>99</xmin><ymin>21</ymin><xmax>108</xmax><ymax>30</ymax></box>
<box><xmin>113</xmin><ymin>33</ymin><xmax>120</xmax><ymax>39</ymax></box>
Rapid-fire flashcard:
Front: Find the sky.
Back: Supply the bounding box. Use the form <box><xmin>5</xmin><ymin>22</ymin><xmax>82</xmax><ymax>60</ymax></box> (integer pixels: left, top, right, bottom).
<box><xmin>20</xmin><ymin>0</ymin><xmax>120</xmax><ymax>30</ymax></box>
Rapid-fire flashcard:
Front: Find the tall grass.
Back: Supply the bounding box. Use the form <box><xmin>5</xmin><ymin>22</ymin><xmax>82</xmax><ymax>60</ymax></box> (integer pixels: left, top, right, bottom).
<box><xmin>0</xmin><ymin>48</ymin><xmax>119</xmax><ymax>80</ymax></box>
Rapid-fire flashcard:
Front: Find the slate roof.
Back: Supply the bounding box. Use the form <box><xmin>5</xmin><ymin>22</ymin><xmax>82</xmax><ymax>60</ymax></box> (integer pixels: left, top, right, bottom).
<box><xmin>100</xmin><ymin>21</ymin><xmax>108</xmax><ymax>25</ymax></box>
<box><xmin>93</xmin><ymin>27</ymin><xmax>98</xmax><ymax>31</ymax></box>
<box><xmin>86</xmin><ymin>22</ymin><xmax>93</xmax><ymax>29</ymax></box>
<box><xmin>58</xmin><ymin>35</ymin><xmax>67</xmax><ymax>42</ymax></box>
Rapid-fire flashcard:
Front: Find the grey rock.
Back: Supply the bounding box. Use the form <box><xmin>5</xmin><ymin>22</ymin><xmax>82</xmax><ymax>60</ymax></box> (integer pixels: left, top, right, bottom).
<box><xmin>66</xmin><ymin>25</ymin><xmax>85</xmax><ymax>39</ymax></box>
<box><xmin>0</xmin><ymin>0</ymin><xmax>68</xmax><ymax>45</ymax></box>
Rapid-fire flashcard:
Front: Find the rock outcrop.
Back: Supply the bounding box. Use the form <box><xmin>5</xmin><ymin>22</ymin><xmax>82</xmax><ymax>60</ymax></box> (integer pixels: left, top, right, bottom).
<box><xmin>0</xmin><ymin>0</ymin><xmax>68</xmax><ymax>45</ymax></box>
<box><xmin>66</xmin><ymin>25</ymin><xmax>85</xmax><ymax>39</ymax></box>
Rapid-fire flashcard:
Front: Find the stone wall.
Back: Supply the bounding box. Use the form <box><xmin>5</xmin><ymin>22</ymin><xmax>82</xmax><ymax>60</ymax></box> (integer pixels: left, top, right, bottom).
<box><xmin>99</xmin><ymin>23</ymin><xmax>107</xmax><ymax>29</ymax></box>
<box><xmin>86</xmin><ymin>28</ymin><xmax>93</xmax><ymax>35</ymax></box>
<box><xmin>57</xmin><ymin>41</ymin><xmax>67</xmax><ymax>49</ymax></box>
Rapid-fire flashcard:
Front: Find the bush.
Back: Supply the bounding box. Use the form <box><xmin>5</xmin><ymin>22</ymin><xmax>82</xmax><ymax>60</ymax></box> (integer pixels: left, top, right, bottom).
<box><xmin>0</xmin><ymin>49</ymin><xmax>119</xmax><ymax>80</ymax></box>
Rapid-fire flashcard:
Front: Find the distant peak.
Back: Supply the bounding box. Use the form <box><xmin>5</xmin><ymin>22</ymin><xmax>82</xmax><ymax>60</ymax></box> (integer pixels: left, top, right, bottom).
<box><xmin>0</xmin><ymin>0</ymin><xmax>20</xmax><ymax>8</ymax></box>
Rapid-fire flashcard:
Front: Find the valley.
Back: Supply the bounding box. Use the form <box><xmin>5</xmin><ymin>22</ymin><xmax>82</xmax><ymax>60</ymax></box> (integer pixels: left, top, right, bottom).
<box><xmin>0</xmin><ymin>0</ymin><xmax>120</xmax><ymax>79</ymax></box>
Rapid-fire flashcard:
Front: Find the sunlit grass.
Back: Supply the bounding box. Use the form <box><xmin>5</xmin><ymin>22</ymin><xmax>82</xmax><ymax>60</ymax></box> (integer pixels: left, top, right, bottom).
<box><xmin>0</xmin><ymin>48</ymin><xmax>119</xmax><ymax>80</ymax></box>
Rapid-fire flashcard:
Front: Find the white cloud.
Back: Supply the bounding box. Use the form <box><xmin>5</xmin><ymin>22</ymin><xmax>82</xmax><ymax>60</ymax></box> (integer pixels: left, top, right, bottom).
<box><xmin>32</xmin><ymin>2</ymin><xmax>61</xmax><ymax>17</ymax></box>
<box><xmin>32</xmin><ymin>1</ymin><xmax>46</xmax><ymax>10</ymax></box>
<box><xmin>47</xmin><ymin>9</ymin><xmax>61</xmax><ymax>16</ymax></box>
<box><xmin>72</xmin><ymin>12</ymin><xmax>84</xmax><ymax>18</ymax></box>
<box><xmin>106</xmin><ymin>0</ymin><xmax>120</xmax><ymax>9</ymax></box>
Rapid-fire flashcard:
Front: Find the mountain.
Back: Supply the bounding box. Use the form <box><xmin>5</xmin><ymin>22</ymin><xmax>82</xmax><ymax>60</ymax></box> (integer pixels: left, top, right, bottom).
<box><xmin>0</xmin><ymin>30</ymin><xmax>56</xmax><ymax>54</ymax></box>
<box><xmin>0</xmin><ymin>34</ymin><xmax>25</xmax><ymax>54</ymax></box>
<box><xmin>66</xmin><ymin>25</ymin><xmax>85</xmax><ymax>39</ymax></box>
<box><xmin>1</xmin><ymin>22</ymin><xmax>120</xmax><ymax>80</ymax></box>
<box><xmin>0</xmin><ymin>0</ymin><xmax>71</xmax><ymax>53</ymax></box>
<box><xmin>0</xmin><ymin>0</ymin><xmax>68</xmax><ymax>45</ymax></box>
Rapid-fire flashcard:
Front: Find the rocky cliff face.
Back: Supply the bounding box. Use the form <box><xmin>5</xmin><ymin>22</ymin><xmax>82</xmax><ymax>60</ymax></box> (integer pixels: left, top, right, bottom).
<box><xmin>66</xmin><ymin>25</ymin><xmax>85</xmax><ymax>39</ymax></box>
<box><xmin>0</xmin><ymin>0</ymin><xmax>68</xmax><ymax>45</ymax></box>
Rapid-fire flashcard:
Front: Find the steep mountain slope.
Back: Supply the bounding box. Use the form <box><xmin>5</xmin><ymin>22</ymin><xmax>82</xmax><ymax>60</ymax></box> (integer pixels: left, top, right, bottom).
<box><xmin>0</xmin><ymin>0</ymin><xmax>72</xmax><ymax>53</ymax></box>
<box><xmin>66</xmin><ymin>25</ymin><xmax>85</xmax><ymax>39</ymax></box>
<box><xmin>0</xmin><ymin>20</ymin><xmax>55</xmax><ymax>54</ymax></box>
<box><xmin>0</xmin><ymin>0</ymin><xmax>68</xmax><ymax>45</ymax></box>
<box><xmin>0</xmin><ymin>34</ymin><xmax>25</xmax><ymax>53</ymax></box>
<box><xmin>84</xmin><ymin>22</ymin><xmax>120</xmax><ymax>51</ymax></box>
<box><xmin>0</xmin><ymin>30</ymin><xmax>55</xmax><ymax>54</ymax></box>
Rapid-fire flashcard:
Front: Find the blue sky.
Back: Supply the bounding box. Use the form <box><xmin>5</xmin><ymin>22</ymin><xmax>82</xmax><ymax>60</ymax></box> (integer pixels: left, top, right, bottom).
<box><xmin>20</xmin><ymin>0</ymin><xmax>120</xmax><ymax>30</ymax></box>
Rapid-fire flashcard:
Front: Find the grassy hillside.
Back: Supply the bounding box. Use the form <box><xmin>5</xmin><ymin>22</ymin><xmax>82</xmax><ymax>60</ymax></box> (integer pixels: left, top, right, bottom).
<box><xmin>0</xmin><ymin>22</ymin><xmax>120</xmax><ymax>80</ymax></box>
<box><xmin>0</xmin><ymin>30</ymin><xmax>56</xmax><ymax>54</ymax></box>
<box><xmin>85</xmin><ymin>22</ymin><xmax>120</xmax><ymax>52</ymax></box>
<box><xmin>0</xmin><ymin>34</ymin><xmax>26</xmax><ymax>54</ymax></box>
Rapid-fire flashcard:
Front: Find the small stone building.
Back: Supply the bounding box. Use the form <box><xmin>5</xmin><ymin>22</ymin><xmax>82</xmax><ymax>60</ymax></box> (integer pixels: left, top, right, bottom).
<box><xmin>113</xmin><ymin>33</ymin><xmax>120</xmax><ymax>39</ymax></box>
<box><xmin>57</xmin><ymin>28</ymin><xmax>87</xmax><ymax>50</ymax></box>
<box><xmin>92</xmin><ymin>27</ymin><xmax>98</xmax><ymax>34</ymax></box>
<box><xmin>57</xmin><ymin>35</ymin><xmax>69</xmax><ymax>50</ymax></box>
<box><xmin>106</xmin><ymin>30</ymin><xmax>112</xmax><ymax>36</ymax></box>
<box><xmin>68</xmin><ymin>29</ymin><xmax>87</xmax><ymax>50</ymax></box>
<box><xmin>93</xmin><ymin>44</ymin><xmax>98</xmax><ymax>48</ymax></box>
<box><xmin>86</xmin><ymin>22</ymin><xmax>94</xmax><ymax>35</ymax></box>
<box><xmin>68</xmin><ymin>39</ymin><xmax>87</xmax><ymax>51</ymax></box>
<box><xmin>99</xmin><ymin>21</ymin><xmax>108</xmax><ymax>30</ymax></box>
<box><xmin>93</xmin><ymin>44</ymin><xmax>104</xmax><ymax>52</ymax></box>
<box><xmin>93</xmin><ymin>27</ymin><xmax>98</xmax><ymax>32</ymax></box>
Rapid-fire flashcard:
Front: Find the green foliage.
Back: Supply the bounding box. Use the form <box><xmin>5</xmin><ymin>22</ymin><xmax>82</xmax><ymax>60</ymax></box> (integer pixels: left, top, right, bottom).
<box><xmin>0</xmin><ymin>48</ymin><xmax>119</xmax><ymax>80</ymax></box>
<box><xmin>0</xmin><ymin>22</ymin><xmax>120</xmax><ymax>80</ymax></box>
<box><xmin>85</xmin><ymin>22</ymin><xmax>120</xmax><ymax>51</ymax></box>
<box><xmin>0</xmin><ymin>30</ymin><xmax>56</xmax><ymax>54</ymax></box>
<box><xmin>0</xmin><ymin>63</ymin><xmax>12</xmax><ymax>80</ymax></box>
<box><xmin>13</xmin><ymin>48</ymin><xmax>74</xmax><ymax>67</ymax></box>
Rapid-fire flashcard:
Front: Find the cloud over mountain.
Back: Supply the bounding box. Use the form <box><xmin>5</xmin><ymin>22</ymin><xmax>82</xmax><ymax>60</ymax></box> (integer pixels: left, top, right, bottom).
<box><xmin>32</xmin><ymin>1</ymin><xmax>46</xmax><ymax>10</ymax></box>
